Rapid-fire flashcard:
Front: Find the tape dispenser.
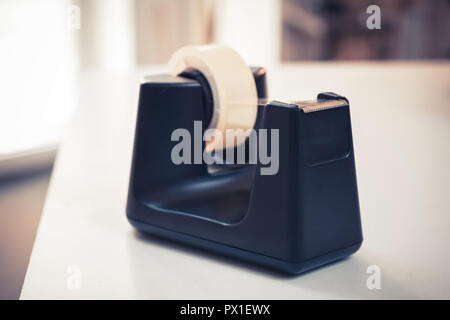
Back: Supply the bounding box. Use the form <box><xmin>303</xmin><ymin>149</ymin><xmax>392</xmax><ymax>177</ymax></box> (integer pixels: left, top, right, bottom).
<box><xmin>126</xmin><ymin>45</ymin><xmax>363</xmax><ymax>274</ymax></box>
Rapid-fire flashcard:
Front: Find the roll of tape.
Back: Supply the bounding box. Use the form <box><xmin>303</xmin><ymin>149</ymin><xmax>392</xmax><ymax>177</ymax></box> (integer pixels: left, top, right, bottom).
<box><xmin>168</xmin><ymin>45</ymin><xmax>258</xmax><ymax>151</ymax></box>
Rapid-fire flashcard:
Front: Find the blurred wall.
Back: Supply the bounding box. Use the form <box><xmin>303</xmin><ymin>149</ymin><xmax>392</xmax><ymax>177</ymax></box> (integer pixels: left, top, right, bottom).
<box><xmin>281</xmin><ymin>0</ymin><xmax>450</xmax><ymax>61</ymax></box>
<box><xmin>213</xmin><ymin>0</ymin><xmax>281</xmax><ymax>67</ymax></box>
<box><xmin>76</xmin><ymin>0</ymin><xmax>279</xmax><ymax>68</ymax></box>
<box><xmin>78</xmin><ymin>0</ymin><xmax>136</xmax><ymax>70</ymax></box>
<box><xmin>135</xmin><ymin>0</ymin><xmax>213</xmax><ymax>64</ymax></box>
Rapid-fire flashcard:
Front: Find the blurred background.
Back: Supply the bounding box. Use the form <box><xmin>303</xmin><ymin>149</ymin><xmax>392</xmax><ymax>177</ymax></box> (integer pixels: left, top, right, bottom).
<box><xmin>0</xmin><ymin>0</ymin><xmax>449</xmax><ymax>299</ymax></box>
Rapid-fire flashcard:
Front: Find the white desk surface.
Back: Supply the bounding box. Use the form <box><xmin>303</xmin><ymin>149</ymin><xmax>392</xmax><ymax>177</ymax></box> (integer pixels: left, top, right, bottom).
<box><xmin>21</xmin><ymin>62</ymin><xmax>450</xmax><ymax>299</ymax></box>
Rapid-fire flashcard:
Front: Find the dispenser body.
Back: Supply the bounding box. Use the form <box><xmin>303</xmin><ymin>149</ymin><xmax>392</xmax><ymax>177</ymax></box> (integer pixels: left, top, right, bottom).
<box><xmin>126</xmin><ymin>70</ymin><xmax>363</xmax><ymax>274</ymax></box>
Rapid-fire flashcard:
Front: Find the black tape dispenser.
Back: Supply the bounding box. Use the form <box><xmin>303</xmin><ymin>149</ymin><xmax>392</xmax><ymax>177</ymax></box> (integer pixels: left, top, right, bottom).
<box><xmin>126</xmin><ymin>45</ymin><xmax>363</xmax><ymax>274</ymax></box>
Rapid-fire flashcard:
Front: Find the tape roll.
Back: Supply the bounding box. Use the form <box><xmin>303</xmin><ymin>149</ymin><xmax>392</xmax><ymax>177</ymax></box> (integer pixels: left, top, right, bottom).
<box><xmin>168</xmin><ymin>45</ymin><xmax>258</xmax><ymax>151</ymax></box>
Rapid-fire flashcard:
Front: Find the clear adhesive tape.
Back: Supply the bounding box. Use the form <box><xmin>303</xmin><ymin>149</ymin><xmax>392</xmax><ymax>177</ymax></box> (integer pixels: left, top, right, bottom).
<box><xmin>167</xmin><ymin>45</ymin><xmax>258</xmax><ymax>151</ymax></box>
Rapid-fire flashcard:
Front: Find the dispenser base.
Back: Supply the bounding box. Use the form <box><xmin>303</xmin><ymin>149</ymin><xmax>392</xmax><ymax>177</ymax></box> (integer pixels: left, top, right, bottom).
<box><xmin>128</xmin><ymin>218</ymin><xmax>362</xmax><ymax>275</ymax></box>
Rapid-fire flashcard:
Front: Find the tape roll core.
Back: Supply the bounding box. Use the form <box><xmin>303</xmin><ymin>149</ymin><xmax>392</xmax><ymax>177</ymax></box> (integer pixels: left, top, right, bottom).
<box><xmin>168</xmin><ymin>45</ymin><xmax>258</xmax><ymax>150</ymax></box>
